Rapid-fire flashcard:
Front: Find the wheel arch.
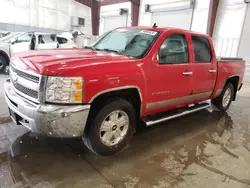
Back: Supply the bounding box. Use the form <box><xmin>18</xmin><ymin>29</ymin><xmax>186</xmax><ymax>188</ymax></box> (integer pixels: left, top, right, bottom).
<box><xmin>224</xmin><ymin>75</ymin><xmax>240</xmax><ymax>101</ymax></box>
<box><xmin>85</xmin><ymin>86</ymin><xmax>142</xmax><ymax>133</ymax></box>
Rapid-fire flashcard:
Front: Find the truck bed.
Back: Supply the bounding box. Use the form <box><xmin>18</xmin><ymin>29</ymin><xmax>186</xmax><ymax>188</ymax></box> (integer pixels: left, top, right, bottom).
<box><xmin>215</xmin><ymin>57</ymin><xmax>245</xmax><ymax>91</ymax></box>
<box><xmin>216</xmin><ymin>57</ymin><xmax>244</xmax><ymax>62</ymax></box>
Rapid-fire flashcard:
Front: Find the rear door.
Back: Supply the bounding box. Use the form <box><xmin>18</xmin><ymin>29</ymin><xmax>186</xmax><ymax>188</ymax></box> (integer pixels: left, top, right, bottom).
<box><xmin>191</xmin><ymin>35</ymin><xmax>217</xmax><ymax>97</ymax></box>
<box><xmin>37</xmin><ymin>34</ymin><xmax>58</xmax><ymax>50</ymax></box>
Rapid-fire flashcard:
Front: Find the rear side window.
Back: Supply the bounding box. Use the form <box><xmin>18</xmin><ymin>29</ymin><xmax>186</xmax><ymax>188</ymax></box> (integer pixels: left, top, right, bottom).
<box><xmin>38</xmin><ymin>34</ymin><xmax>57</xmax><ymax>44</ymax></box>
<box><xmin>191</xmin><ymin>35</ymin><xmax>212</xmax><ymax>62</ymax></box>
<box><xmin>57</xmin><ymin>37</ymin><xmax>68</xmax><ymax>44</ymax></box>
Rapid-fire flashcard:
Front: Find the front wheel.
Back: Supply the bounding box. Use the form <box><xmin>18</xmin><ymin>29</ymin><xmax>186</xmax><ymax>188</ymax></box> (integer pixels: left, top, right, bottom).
<box><xmin>211</xmin><ymin>83</ymin><xmax>234</xmax><ymax>111</ymax></box>
<box><xmin>83</xmin><ymin>98</ymin><xmax>136</xmax><ymax>156</ymax></box>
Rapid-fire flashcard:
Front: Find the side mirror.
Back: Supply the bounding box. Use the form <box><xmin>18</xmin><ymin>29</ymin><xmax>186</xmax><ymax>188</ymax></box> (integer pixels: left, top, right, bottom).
<box><xmin>10</xmin><ymin>38</ymin><xmax>16</xmax><ymax>44</ymax></box>
<box><xmin>153</xmin><ymin>53</ymin><xmax>160</xmax><ymax>61</ymax></box>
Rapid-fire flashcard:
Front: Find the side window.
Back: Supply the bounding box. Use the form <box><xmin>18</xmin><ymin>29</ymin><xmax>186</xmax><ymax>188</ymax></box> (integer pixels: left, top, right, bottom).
<box><xmin>16</xmin><ymin>33</ymin><xmax>32</xmax><ymax>43</ymax></box>
<box><xmin>159</xmin><ymin>34</ymin><xmax>188</xmax><ymax>64</ymax></box>
<box><xmin>38</xmin><ymin>34</ymin><xmax>57</xmax><ymax>44</ymax></box>
<box><xmin>191</xmin><ymin>35</ymin><xmax>212</xmax><ymax>62</ymax></box>
<box><xmin>57</xmin><ymin>37</ymin><xmax>68</xmax><ymax>44</ymax></box>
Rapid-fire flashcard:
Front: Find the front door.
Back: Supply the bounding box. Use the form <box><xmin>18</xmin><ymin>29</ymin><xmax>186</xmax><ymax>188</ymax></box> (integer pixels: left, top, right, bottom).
<box><xmin>145</xmin><ymin>32</ymin><xmax>193</xmax><ymax>115</ymax></box>
<box><xmin>191</xmin><ymin>35</ymin><xmax>217</xmax><ymax>97</ymax></box>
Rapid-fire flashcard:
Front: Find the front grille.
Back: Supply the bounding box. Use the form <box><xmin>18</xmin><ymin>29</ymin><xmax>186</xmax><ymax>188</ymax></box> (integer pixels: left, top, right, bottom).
<box><xmin>11</xmin><ymin>66</ymin><xmax>39</xmax><ymax>83</ymax></box>
<box><xmin>13</xmin><ymin>82</ymin><xmax>38</xmax><ymax>98</ymax></box>
<box><xmin>10</xmin><ymin>64</ymin><xmax>40</xmax><ymax>101</ymax></box>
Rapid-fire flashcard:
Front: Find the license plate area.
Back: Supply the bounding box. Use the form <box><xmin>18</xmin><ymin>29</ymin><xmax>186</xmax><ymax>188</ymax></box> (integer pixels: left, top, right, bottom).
<box><xmin>9</xmin><ymin>108</ymin><xmax>22</xmax><ymax>125</ymax></box>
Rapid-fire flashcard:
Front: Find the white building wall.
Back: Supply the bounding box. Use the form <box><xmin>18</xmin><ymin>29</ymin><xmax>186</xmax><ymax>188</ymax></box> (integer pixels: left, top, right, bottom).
<box><xmin>191</xmin><ymin>0</ymin><xmax>210</xmax><ymax>33</ymax></box>
<box><xmin>70</xmin><ymin>0</ymin><xmax>92</xmax><ymax>34</ymax></box>
<box><xmin>138</xmin><ymin>0</ymin><xmax>163</xmax><ymax>26</ymax></box>
<box><xmin>99</xmin><ymin>2</ymin><xmax>131</xmax><ymax>35</ymax></box>
<box><xmin>213</xmin><ymin>0</ymin><xmax>246</xmax><ymax>57</ymax></box>
<box><xmin>0</xmin><ymin>0</ymin><xmax>92</xmax><ymax>34</ymax></box>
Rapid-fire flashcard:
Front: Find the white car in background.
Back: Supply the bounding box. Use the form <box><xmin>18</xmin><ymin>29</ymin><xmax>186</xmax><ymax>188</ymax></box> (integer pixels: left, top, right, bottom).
<box><xmin>0</xmin><ymin>32</ymin><xmax>77</xmax><ymax>71</ymax></box>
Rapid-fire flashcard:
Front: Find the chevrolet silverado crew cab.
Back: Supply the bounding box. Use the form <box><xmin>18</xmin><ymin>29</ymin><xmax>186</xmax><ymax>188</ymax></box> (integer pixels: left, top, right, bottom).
<box><xmin>4</xmin><ymin>26</ymin><xmax>245</xmax><ymax>155</ymax></box>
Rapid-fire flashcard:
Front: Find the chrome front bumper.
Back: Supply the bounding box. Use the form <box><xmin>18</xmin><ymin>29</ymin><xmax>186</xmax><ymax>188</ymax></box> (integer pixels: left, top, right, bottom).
<box><xmin>4</xmin><ymin>79</ymin><xmax>90</xmax><ymax>138</ymax></box>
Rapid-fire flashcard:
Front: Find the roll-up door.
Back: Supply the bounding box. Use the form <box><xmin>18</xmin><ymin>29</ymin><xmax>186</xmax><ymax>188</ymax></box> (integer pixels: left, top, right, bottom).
<box><xmin>151</xmin><ymin>9</ymin><xmax>192</xmax><ymax>29</ymax></box>
<box><xmin>103</xmin><ymin>15</ymin><xmax>128</xmax><ymax>33</ymax></box>
<box><xmin>100</xmin><ymin>9</ymin><xmax>128</xmax><ymax>35</ymax></box>
<box><xmin>146</xmin><ymin>0</ymin><xmax>193</xmax><ymax>29</ymax></box>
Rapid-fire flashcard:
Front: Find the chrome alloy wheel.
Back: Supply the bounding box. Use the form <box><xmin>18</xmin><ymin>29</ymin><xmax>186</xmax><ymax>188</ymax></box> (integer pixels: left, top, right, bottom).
<box><xmin>222</xmin><ymin>88</ymin><xmax>232</xmax><ymax>107</ymax></box>
<box><xmin>100</xmin><ymin>110</ymin><xmax>129</xmax><ymax>147</ymax></box>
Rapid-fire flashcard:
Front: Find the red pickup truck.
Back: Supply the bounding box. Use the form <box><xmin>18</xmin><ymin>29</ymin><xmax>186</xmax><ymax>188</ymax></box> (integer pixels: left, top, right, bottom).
<box><xmin>5</xmin><ymin>26</ymin><xmax>245</xmax><ymax>155</ymax></box>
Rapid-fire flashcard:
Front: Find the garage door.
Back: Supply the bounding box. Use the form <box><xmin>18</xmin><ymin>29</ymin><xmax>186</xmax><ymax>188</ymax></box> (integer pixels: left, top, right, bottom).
<box><xmin>151</xmin><ymin>9</ymin><xmax>192</xmax><ymax>29</ymax></box>
<box><xmin>103</xmin><ymin>15</ymin><xmax>128</xmax><ymax>33</ymax></box>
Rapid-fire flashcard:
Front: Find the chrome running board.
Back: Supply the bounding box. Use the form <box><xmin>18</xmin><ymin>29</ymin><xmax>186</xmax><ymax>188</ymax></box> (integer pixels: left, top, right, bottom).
<box><xmin>144</xmin><ymin>103</ymin><xmax>210</xmax><ymax>126</ymax></box>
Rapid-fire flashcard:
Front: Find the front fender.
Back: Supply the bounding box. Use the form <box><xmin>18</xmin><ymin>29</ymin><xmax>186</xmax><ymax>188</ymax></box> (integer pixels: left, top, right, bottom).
<box><xmin>83</xmin><ymin>62</ymin><xmax>146</xmax><ymax>106</ymax></box>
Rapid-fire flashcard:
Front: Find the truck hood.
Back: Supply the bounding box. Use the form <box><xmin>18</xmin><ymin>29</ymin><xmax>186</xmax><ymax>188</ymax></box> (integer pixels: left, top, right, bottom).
<box><xmin>11</xmin><ymin>48</ymin><xmax>132</xmax><ymax>75</ymax></box>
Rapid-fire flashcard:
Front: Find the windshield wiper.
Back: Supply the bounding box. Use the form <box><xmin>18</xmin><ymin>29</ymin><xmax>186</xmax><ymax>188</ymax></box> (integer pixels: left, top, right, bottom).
<box><xmin>83</xmin><ymin>46</ymin><xmax>96</xmax><ymax>50</ymax></box>
<box><xmin>103</xmin><ymin>48</ymin><xmax>124</xmax><ymax>55</ymax></box>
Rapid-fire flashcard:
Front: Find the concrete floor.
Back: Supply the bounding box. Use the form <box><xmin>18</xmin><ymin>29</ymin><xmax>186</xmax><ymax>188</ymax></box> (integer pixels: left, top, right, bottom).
<box><xmin>0</xmin><ymin>77</ymin><xmax>250</xmax><ymax>187</ymax></box>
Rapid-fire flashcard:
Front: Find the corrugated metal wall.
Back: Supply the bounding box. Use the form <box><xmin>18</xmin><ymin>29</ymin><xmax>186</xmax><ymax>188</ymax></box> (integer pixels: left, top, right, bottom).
<box><xmin>0</xmin><ymin>0</ymin><xmax>92</xmax><ymax>34</ymax></box>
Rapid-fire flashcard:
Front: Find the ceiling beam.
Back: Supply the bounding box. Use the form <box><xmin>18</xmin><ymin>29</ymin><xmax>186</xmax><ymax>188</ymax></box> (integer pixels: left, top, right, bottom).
<box><xmin>206</xmin><ymin>0</ymin><xmax>219</xmax><ymax>37</ymax></box>
<box><xmin>75</xmin><ymin>0</ymin><xmax>92</xmax><ymax>7</ymax></box>
<box><xmin>131</xmin><ymin>2</ymin><xmax>139</xmax><ymax>26</ymax></box>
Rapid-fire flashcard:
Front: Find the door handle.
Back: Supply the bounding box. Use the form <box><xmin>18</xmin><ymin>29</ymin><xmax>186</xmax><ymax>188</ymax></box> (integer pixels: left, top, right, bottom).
<box><xmin>183</xmin><ymin>71</ymin><xmax>193</xmax><ymax>76</ymax></box>
<box><xmin>209</xmin><ymin>69</ymin><xmax>217</xmax><ymax>73</ymax></box>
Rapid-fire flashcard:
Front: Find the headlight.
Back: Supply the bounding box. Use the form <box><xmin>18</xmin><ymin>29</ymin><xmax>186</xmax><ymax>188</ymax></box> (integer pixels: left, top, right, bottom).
<box><xmin>46</xmin><ymin>76</ymin><xmax>83</xmax><ymax>103</ymax></box>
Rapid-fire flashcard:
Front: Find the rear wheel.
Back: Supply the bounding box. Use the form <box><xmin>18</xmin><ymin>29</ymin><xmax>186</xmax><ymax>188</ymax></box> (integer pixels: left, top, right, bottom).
<box><xmin>211</xmin><ymin>83</ymin><xmax>234</xmax><ymax>111</ymax></box>
<box><xmin>83</xmin><ymin>98</ymin><xmax>136</xmax><ymax>156</ymax></box>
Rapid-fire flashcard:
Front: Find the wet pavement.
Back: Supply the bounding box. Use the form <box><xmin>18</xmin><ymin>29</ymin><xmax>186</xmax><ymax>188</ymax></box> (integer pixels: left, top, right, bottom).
<box><xmin>0</xmin><ymin>83</ymin><xmax>250</xmax><ymax>187</ymax></box>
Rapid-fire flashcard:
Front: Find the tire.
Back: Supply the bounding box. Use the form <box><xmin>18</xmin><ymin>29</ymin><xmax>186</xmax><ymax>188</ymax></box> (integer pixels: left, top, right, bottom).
<box><xmin>83</xmin><ymin>98</ymin><xmax>136</xmax><ymax>156</ymax></box>
<box><xmin>0</xmin><ymin>55</ymin><xmax>7</xmax><ymax>72</ymax></box>
<box><xmin>211</xmin><ymin>83</ymin><xmax>234</xmax><ymax>111</ymax></box>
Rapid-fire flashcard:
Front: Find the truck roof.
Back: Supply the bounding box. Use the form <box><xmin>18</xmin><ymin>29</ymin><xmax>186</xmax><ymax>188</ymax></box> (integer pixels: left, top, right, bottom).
<box><xmin>118</xmin><ymin>26</ymin><xmax>209</xmax><ymax>37</ymax></box>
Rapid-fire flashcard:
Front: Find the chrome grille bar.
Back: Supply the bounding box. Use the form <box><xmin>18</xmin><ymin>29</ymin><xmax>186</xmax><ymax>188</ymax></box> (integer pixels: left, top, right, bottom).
<box><xmin>9</xmin><ymin>63</ymin><xmax>41</xmax><ymax>103</ymax></box>
<box><xmin>10</xmin><ymin>65</ymin><xmax>40</xmax><ymax>83</ymax></box>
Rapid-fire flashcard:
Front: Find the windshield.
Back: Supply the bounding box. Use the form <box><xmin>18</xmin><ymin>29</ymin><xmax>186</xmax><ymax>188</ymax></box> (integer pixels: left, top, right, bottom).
<box><xmin>92</xmin><ymin>29</ymin><xmax>160</xmax><ymax>58</ymax></box>
<box><xmin>0</xmin><ymin>32</ymin><xmax>22</xmax><ymax>42</ymax></box>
